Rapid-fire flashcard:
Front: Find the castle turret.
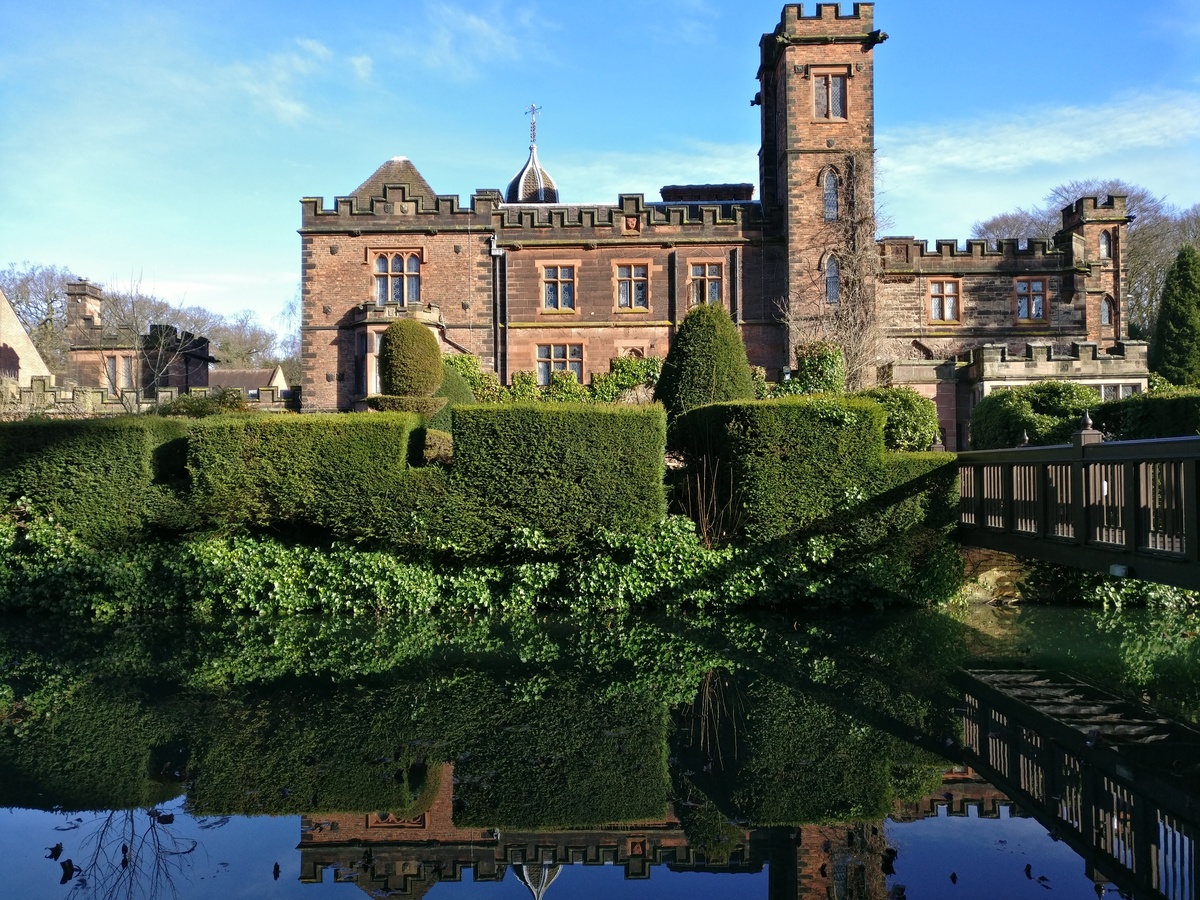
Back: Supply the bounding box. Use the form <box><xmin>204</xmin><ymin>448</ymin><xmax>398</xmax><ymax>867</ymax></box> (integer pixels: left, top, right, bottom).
<box><xmin>757</xmin><ymin>3</ymin><xmax>885</xmax><ymax>363</ymax></box>
<box><xmin>1056</xmin><ymin>195</ymin><xmax>1131</xmax><ymax>346</ymax></box>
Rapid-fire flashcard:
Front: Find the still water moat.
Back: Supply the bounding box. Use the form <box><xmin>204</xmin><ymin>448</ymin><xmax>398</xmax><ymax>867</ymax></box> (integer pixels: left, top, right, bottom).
<box><xmin>1</xmin><ymin>603</ymin><xmax>1197</xmax><ymax>899</ymax></box>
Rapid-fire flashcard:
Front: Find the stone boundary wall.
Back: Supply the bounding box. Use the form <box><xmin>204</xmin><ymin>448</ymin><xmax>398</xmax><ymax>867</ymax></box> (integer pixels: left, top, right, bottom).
<box><xmin>0</xmin><ymin>375</ymin><xmax>300</xmax><ymax>419</ymax></box>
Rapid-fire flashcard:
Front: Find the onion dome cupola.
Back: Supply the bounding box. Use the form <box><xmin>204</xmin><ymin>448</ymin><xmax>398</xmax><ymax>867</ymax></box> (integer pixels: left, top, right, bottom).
<box><xmin>505</xmin><ymin>102</ymin><xmax>559</xmax><ymax>203</ymax></box>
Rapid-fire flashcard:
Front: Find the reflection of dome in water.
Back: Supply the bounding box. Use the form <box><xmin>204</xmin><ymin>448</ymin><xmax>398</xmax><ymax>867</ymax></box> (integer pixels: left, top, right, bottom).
<box><xmin>513</xmin><ymin>862</ymin><xmax>563</xmax><ymax>899</ymax></box>
<box><xmin>505</xmin><ymin>143</ymin><xmax>558</xmax><ymax>204</ymax></box>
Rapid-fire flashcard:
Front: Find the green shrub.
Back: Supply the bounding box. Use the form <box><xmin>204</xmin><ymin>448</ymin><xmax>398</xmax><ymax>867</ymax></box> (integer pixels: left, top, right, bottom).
<box><xmin>156</xmin><ymin>388</ymin><xmax>249</xmax><ymax>418</ymax></box>
<box><xmin>544</xmin><ymin>370</ymin><xmax>591</xmax><ymax>403</ymax></box>
<box><xmin>791</xmin><ymin>341</ymin><xmax>846</xmax><ymax>394</ymax></box>
<box><xmin>187</xmin><ymin>413</ymin><xmax>418</xmax><ymax>532</ymax></box>
<box><xmin>969</xmin><ymin>381</ymin><xmax>1100</xmax><ymax>449</ymax></box>
<box><xmin>444</xmin><ymin>353</ymin><xmax>504</xmax><ymax>403</ymax></box>
<box><xmin>452</xmin><ymin>403</ymin><xmax>667</xmax><ymax>543</ymax></box>
<box><xmin>855</xmin><ymin>386</ymin><xmax>940</xmax><ymax>451</ymax></box>
<box><xmin>427</xmin><ymin>362</ymin><xmax>476</xmax><ymax>430</ymax></box>
<box><xmin>0</xmin><ymin>417</ymin><xmax>193</xmax><ymax>543</ymax></box>
<box><xmin>675</xmin><ymin>397</ymin><xmax>885</xmax><ymax>544</ymax></box>
<box><xmin>653</xmin><ymin>303</ymin><xmax>753</xmax><ymax>421</ymax></box>
<box><xmin>590</xmin><ymin>356</ymin><xmax>662</xmax><ymax>403</ymax></box>
<box><xmin>505</xmin><ymin>370</ymin><xmax>541</xmax><ymax>402</ymax></box>
<box><xmin>378</xmin><ymin>319</ymin><xmax>443</xmax><ymax>397</ymax></box>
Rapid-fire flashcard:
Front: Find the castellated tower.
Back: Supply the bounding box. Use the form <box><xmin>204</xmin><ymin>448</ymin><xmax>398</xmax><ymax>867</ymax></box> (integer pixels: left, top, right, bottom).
<box><xmin>758</xmin><ymin>3</ymin><xmax>885</xmax><ymax>374</ymax></box>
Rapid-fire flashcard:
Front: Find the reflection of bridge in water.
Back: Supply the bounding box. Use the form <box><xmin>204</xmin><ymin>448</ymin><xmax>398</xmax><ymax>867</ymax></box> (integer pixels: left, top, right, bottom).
<box><xmin>958</xmin><ymin>668</ymin><xmax>1200</xmax><ymax>900</ymax></box>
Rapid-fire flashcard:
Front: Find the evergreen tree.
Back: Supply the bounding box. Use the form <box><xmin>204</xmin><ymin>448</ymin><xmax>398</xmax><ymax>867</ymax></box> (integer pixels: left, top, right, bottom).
<box><xmin>653</xmin><ymin>303</ymin><xmax>754</xmax><ymax>420</ymax></box>
<box><xmin>1149</xmin><ymin>245</ymin><xmax>1200</xmax><ymax>385</ymax></box>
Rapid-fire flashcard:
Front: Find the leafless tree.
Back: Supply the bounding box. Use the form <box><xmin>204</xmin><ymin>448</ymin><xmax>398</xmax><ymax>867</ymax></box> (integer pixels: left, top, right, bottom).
<box><xmin>54</xmin><ymin>807</ymin><xmax>199</xmax><ymax>899</ymax></box>
<box><xmin>972</xmin><ymin>179</ymin><xmax>1194</xmax><ymax>337</ymax></box>
<box><xmin>0</xmin><ymin>262</ymin><xmax>76</xmax><ymax>375</ymax></box>
<box><xmin>781</xmin><ymin>150</ymin><xmax>884</xmax><ymax>390</ymax></box>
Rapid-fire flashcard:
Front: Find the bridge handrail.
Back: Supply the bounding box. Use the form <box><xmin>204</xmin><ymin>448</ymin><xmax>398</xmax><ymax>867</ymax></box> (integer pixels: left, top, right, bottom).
<box><xmin>957</xmin><ymin>434</ymin><xmax>1200</xmax><ymax>464</ymax></box>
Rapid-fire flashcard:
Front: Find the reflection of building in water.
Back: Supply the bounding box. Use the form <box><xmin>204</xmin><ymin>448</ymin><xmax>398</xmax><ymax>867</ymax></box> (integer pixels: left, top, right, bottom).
<box><xmin>958</xmin><ymin>669</ymin><xmax>1200</xmax><ymax>900</ymax></box>
<box><xmin>299</xmin><ymin>762</ymin><xmax>979</xmax><ymax>898</ymax></box>
<box><xmin>298</xmin><ymin>762</ymin><xmax>703</xmax><ymax>895</ymax></box>
<box><xmin>891</xmin><ymin>765</ymin><xmax>1021</xmax><ymax>822</ymax></box>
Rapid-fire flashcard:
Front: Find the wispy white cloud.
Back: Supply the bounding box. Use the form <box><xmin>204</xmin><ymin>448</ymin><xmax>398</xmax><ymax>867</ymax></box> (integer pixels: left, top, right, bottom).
<box><xmin>420</xmin><ymin>3</ymin><xmax>521</xmax><ymax>80</ymax></box>
<box><xmin>875</xmin><ymin>89</ymin><xmax>1200</xmax><ymax>241</ymax></box>
<box><xmin>349</xmin><ymin>55</ymin><xmax>373</xmax><ymax>80</ymax></box>
<box><xmin>880</xmin><ymin>90</ymin><xmax>1200</xmax><ymax>179</ymax></box>
<box><xmin>222</xmin><ymin>37</ymin><xmax>367</xmax><ymax>125</ymax></box>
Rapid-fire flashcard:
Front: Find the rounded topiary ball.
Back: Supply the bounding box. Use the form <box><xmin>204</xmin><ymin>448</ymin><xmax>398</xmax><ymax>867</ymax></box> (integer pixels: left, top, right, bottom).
<box><xmin>379</xmin><ymin>319</ymin><xmax>444</xmax><ymax>397</ymax></box>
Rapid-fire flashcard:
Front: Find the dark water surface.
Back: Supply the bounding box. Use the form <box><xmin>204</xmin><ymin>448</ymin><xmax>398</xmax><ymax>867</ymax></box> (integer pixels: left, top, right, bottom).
<box><xmin>1</xmin><ymin>603</ymin><xmax>1197</xmax><ymax>899</ymax></box>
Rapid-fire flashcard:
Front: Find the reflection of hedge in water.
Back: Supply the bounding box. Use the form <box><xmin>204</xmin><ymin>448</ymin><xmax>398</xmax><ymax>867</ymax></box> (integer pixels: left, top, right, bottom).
<box><xmin>0</xmin><ymin>683</ymin><xmax>184</xmax><ymax>812</ymax></box>
<box><xmin>0</xmin><ymin>665</ymin><xmax>670</xmax><ymax>824</ymax></box>
<box><xmin>438</xmin><ymin>672</ymin><xmax>671</xmax><ymax>829</ymax></box>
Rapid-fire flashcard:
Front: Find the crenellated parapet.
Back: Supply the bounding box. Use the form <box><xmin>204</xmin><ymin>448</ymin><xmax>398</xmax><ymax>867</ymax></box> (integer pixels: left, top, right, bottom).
<box><xmin>879</xmin><ymin>235</ymin><xmax>1065</xmax><ymax>276</ymax></box>
<box><xmin>0</xmin><ymin>376</ymin><xmax>299</xmax><ymax>418</ymax></box>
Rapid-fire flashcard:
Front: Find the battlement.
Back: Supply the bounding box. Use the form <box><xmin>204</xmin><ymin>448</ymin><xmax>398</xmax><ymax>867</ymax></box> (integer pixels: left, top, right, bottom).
<box><xmin>780</xmin><ymin>3</ymin><xmax>873</xmax><ymax>28</ymax></box>
<box><xmin>878</xmin><ymin>235</ymin><xmax>1064</xmax><ymax>274</ymax></box>
<box><xmin>1060</xmin><ymin>194</ymin><xmax>1129</xmax><ymax>231</ymax></box>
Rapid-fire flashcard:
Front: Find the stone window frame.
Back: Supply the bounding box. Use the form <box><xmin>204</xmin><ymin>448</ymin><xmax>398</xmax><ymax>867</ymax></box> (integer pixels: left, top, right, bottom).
<box><xmin>370</xmin><ymin>248</ymin><xmax>423</xmax><ymax>306</ymax></box>
<box><xmin>686</xmin><ymin>258</ymin><xmax>724</xmax><ymax>307</ymax></box>
<box><xmin>539</xmin><ymin>260</ymin><xmax>580</xmax><ymax>314</ymax></box>
<box><xmin>812</xmin><ymin>66</ymin><xmax>851</xmax><ymax>122</ymax></box>
<box><xmin>927</xmin><ymin>279</ymin><xmax>961</xmax><ymax>324</ymax></box>
<box><xmin>821</xmin><ymin>168</ymin><xmax>840</xmax><ymax>222</ymax></box>
<box><xmin>612</xmin><ymin>259</ymin><xmax>652</xmax><ymax>313</ymax></box>
<box><xmin>535</xmin><ymin>342</ymin><xmax>584</xmax><ymax>385</ymax></box>
<box><xmin>1014</xmin><ymin>277</ymin><xmax>1048</xmax><ymax>323</ymax></box>
<box><xmin>1098</xmin><ymin>230</ymin><xmax>1112</xmax><ymax>260</ymax></box>
<box><xmin>824</xmin><ymin>255</ymin><xmax>840</xmax><ymax>305</ymax></box>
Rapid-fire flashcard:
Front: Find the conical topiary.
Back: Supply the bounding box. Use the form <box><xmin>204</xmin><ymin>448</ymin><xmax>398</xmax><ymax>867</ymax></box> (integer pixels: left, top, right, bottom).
<box><xmin>653</xmin><ymin>303</ymin><xmax>754</xmax><ymax>420</ymax></box>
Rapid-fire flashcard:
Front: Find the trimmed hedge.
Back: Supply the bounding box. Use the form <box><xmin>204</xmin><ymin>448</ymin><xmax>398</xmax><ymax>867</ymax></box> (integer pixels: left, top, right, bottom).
<box><xmin>675</xmin><ymin>397</ymin><xmax>886</xmax><ymax>543</ymax></box>
<box><xmin>187</xmin><ymin>413</ymin><xmax>419</xmax><ymax>530</ymax></box>
<box><xmin>452</xmin><ymin>403</ymin><xmax>667</xmax><ymax>541</ymax></box>
<box><xmin>0</xmin><ymin>416</ymin><xmax>193</xmax><ymax>543</ymax></box>
<box><xmin>1093</xmin><ymin>388</ymin><xmax>1200</xmax><ymax>440</ymax></box>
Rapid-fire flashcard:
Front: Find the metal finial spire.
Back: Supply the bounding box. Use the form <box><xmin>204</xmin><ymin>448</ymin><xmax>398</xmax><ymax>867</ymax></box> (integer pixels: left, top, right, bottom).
<box><xmin>524</xmin><ymin>103</ymin><xmax>542</xmax><ymax>145</ymax></box>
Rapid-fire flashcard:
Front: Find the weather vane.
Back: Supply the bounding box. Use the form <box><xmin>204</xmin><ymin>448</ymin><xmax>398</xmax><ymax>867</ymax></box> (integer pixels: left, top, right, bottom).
<box><xmin>524</xmin><ymin>102</ymin><xmax>542</xmax><ymax>145</ymax></box>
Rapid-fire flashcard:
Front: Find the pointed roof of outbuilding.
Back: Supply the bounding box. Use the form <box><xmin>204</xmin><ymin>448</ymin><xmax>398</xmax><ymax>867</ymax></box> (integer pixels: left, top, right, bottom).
<box><xmin>352</xmin><ymin>157</ymin><xmax>438</xmax><ymax>208</ymax></box>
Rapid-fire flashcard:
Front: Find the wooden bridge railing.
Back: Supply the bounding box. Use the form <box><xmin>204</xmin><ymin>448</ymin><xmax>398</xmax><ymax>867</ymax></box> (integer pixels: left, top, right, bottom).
<box><xmin>957</xmin><ymin>422</ymin><xmax>1200</xmax><ymax>590</ymax></box>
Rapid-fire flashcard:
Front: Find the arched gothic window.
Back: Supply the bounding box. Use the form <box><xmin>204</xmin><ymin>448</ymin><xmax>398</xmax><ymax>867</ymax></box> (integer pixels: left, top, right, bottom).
<box><xmin>374</xmin><ymin>252</ymin><xmax>421</xmax><ymax>305</ymax></box>
<box><xmin>1098</xmin><ymin>230</ymin><xmax>1112</xmax><ymax>260</ymax></box>
<box><xmin>823</xmin><ymin>171</ymin><xmax>839</xmax><ymax>222</ymax></box>
<box><xmin>1101</xmin><ymin>297</ymin><xmax>1116</xmax><ymax>327</ymax></box>
<box><xmin>825</xmin><ymin>256</ymin><xmax>840</xmax><ymax>305</ymax></box>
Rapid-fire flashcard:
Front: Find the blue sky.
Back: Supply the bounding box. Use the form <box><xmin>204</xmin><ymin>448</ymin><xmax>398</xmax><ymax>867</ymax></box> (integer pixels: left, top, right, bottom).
<box><xmin>2</xmin><ymin>0</ymin><xmax>1197</xmax><ymax>333</ymax></box>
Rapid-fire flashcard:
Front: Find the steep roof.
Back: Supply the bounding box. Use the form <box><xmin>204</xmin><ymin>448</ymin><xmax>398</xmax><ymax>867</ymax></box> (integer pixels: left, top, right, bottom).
<box><xmin>352</xmin><ymin>157</ymin><xmax>438</xmax><ymax>208</ymax></box>
<box><xmin>0</xmin><ymin>285</ymin><xmax>52</xmax><ymax>386</ymax></box>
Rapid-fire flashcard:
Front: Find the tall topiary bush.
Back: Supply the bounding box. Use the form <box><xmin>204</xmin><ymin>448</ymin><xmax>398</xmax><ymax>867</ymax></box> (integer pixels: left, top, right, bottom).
<box><xmin>1149</xmin><ymin>245</ymin><xmax>1200</xmax><ymax>386</ymax></box>
<box><xmin>653</xmin><ymin>303</ymin><xmax>753</xmax><ymax>421</ymax></box>
<box><xmin>378</xmin><ymin>319</ymin><xmax>444</xmax><ymax>397</ymax></box>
